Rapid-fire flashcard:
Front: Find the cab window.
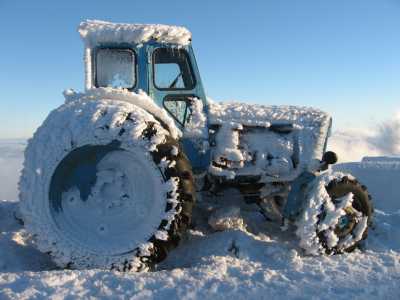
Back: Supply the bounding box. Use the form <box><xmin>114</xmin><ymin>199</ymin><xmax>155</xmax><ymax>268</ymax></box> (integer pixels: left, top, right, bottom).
<box><xmin>153</xmin><ymin>48</ymin><xmax>195</xmax><ymax>90</ymax></box>
<box><xmin>95</xmin><ymin>48</ymin><xmax>136</xmax><ymax>89</ymax></box>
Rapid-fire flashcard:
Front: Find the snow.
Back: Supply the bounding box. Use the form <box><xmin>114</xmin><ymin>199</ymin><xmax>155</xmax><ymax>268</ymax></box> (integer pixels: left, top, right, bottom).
<box><xmin>317</xmin><ymin>192</ymin><xmax>354</xmax><ymax>232</ymax></box>
<box><xmin>208</xmin><ymin>102</ymin><xmax>331</xmax><ymax>180</ymax></box>
<box><xmin>334</xmin><ymin>158</ymin><xmax>400</xmax><ymax>211</ymax></box>
<box><xmin>18</xmin><ymin>98</ymin><xmax>182</xmax><ymax>271</ymax></box>
<box><xmin>1</xmin><ymin>109</ymin><xmax>400</xmax><ymax>298</ymax></box>
<box><xmin>63</xmin><ymin>88</ymin><xmax>181</xmax><ymax>139</ymax></box>
<box><xmin>208</xmin><ymin>102</ymin><xmax>329</xmax><ymax>128</ymax></box>
<box><xmin>208</xmin><ymin>206</ymin><xmax>245</xmax><ymax>231</ymax></box>
<box><xmin>79</xmin><ymin>20</ymin><xmax>192</xmax><ymax>48</ymax></box>
<box><xmin>183</xmin><ymin>98</ymin><xmax>208</xmax><ymax>139</ymax></box>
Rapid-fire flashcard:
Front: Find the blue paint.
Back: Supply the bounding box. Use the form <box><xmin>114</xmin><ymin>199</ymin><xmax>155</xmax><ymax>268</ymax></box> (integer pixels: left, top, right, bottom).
<box><xmin>283</xmin><ymin>172</ymin><xmax>317</xmax><ymax>220</ymax></box>
<box><xmin>181</xmin><ymin>139</ymin><xmax>211</xmax><ymax>174</ymax></box>
<box><xmin>49</xmin><ymin>142</ymin><xmax>122</xmax><ymax>212</ymax></box>
<box><xmin>91</xmin><ymin>42</ymin><xmax>211</xmax><ymax>173</ymax></box>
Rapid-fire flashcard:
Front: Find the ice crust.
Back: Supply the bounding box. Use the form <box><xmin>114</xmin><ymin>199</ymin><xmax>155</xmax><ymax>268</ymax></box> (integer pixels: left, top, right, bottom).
<box><xmin>79</xmin><ymin>20</ymin><xmax>192</xmax><ymax>47</ymax></box>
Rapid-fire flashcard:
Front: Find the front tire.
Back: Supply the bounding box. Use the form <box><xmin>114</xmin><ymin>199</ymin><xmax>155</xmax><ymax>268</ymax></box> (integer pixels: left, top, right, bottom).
<box><xmin>295</xmin><ymin>172</ymin><xmax>373</xmax><ymax>255</ymax></box>
<box><xmin>19</xmin><ymin>99</ymin><xmax>195</xmax><ymax>271</ymax></box>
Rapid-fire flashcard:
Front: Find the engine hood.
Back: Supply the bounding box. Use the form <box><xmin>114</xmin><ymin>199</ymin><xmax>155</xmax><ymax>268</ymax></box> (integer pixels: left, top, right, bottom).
<box><xmin>207</xmin><ymin>102</ymin><xmax>332</xmax><ymax>182</ymax></box>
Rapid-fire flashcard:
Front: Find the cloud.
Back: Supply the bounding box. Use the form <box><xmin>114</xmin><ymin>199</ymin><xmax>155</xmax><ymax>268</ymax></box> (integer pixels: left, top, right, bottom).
<box><xmin>368</xmin><ymin>112</ymin><xmax>400</xmax><ymax>156</ymax></box>
<box><xmin>329</xmin><ymin>112</ymin><xmax>400</xmax><ymax>162</ymax></box>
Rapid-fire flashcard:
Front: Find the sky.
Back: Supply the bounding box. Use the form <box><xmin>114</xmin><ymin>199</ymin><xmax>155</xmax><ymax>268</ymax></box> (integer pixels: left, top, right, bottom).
<box><xmin>0</xmin><ymin>0</ymin><xmax>399</xmax><ymax>138</ymax></box>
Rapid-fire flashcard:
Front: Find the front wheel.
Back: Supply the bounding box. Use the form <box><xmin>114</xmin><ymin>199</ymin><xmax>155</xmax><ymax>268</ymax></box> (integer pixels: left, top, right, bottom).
<box><xmin>295</xmin><ymin>172</ymin><xmax>373</xmax><ymax>255</ymax></box>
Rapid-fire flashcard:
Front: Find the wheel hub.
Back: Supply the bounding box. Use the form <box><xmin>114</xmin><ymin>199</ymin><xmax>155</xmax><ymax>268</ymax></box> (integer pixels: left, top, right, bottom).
<box><xmin>335</xmin><ymin>207</ymin><xmax>357</xmax><ymax>238</ymax></box>
<box><xmin>49</xmin><ymin>144</ymin><xmax>165</xmax><ymax>255</ymax></box>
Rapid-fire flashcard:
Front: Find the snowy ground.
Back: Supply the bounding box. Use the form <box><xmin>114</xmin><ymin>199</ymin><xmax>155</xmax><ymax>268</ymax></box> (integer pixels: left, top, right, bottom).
<box><xmin>0</xmin><ymin>135</ymin><xmax>399</xmax><ymax>299</ymax></box>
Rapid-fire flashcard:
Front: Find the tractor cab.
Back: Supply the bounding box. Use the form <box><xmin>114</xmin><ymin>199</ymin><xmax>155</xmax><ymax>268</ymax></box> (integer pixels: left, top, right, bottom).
<box><xmin>85</xmin><ymin>39</ymin><xmax>207</xmax><ymax>130</ymax></box>
<box><xmin>79</xmin><ymin>21</ymin><xmax>210</xmax><ymax>172</ymax></box>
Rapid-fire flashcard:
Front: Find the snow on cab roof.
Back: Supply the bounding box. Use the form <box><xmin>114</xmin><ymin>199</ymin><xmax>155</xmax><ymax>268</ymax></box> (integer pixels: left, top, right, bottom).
<box><xmin>79</xmin><ymin>20</ymin><xmax>192</xmax><ymax>47</ymax></box>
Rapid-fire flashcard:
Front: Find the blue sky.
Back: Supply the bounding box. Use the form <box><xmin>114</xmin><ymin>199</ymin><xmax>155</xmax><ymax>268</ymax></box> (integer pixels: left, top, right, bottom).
<box><xmin>0</xmin><ymin>0</ymin><xmax>399</xmax><ymax>138</ymax></box>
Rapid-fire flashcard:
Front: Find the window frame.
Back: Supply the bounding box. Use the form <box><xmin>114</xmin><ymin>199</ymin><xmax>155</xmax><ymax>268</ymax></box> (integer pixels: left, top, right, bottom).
<box><xmin>162</xmin><ymin>94</ymin><xmax>196</xmax><ymax>126</ymax></box>
<box><xmin>152</xmin><ymin>47</ymin><xmax>196</xmax><ymax>91</ymax></box>
<box><xmin>94</xmin><ymin>47</ymin><xmax>138</xmax><ymax>90</ymax></box>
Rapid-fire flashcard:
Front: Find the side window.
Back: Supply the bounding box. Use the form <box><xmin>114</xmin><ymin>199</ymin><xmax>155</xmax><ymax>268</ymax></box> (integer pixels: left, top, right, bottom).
<box><xmin>153</xmin><ymin>48</ymin><xmax>195</xmax><ymax>90</ymax></box>
<box><xmin>163</xmin><ymin>96</ymin><xmax>191</xmax><ymax>126</ymax></box>
<box><xmin>96</xmin><ymin>48</ymin><xmax>136</xmax><ymax>89</ymax></box>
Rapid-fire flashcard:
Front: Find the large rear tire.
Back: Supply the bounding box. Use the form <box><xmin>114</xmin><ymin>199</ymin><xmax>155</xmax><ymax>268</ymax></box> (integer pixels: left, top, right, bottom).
<box><xmin>295</xmin><ymin>172</ymin><xmax>373</xmax><ymax>255</ymax></box>
<box><xmin>19</xmin><ymin>99</ymin><xmax>195</xmax><ymax>271</ymax></box>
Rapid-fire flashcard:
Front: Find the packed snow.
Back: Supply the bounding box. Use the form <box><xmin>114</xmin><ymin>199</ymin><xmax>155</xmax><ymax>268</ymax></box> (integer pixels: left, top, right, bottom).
<box><xmin>1</xmin><ymin>137</ymin><xmax>400</xmax><ymax>298</ymax></box>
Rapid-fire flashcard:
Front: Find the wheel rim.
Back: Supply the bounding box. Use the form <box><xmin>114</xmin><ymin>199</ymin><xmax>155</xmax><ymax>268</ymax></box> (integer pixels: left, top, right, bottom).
<box><xmin>322</xmin><ymin>187</ymin><xmax>369</xmax><ymax>252</ymax></box>
<box><xmin>49</xmin><ymin>143</ymin><xmax>165</xmax><ymax>256</ymax></box>
<box><xmin>335</xmin><ymin>207</ymin><xmax>357</xmax><ymax>238</ymax></box>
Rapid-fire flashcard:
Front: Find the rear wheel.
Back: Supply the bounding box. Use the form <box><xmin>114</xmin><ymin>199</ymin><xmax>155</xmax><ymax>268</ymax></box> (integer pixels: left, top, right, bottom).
<box><xmin>19</xmin><ymin>99</ymin><xmax>195</xmax><ymax>271</ymax></box>
<box><xmin>295</xmin><ymin>172</ymin><xmax>373</xmax><ymax>255</ymax></box>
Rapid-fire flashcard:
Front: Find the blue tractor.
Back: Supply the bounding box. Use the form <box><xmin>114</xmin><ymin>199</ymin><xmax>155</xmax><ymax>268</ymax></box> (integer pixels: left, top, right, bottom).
<box><xmin>19</xmin><ymin>20</ymin><xmax>373</xmax><ymax>271</ymax></box>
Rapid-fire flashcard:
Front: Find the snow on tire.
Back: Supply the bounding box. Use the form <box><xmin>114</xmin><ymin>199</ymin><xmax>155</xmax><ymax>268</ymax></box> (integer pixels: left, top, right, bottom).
<box><xmin>19</xmin><ymin>99</ymin><xmax>195</xmax><ymax>271</ymax></box>
<box><xmin>295</xmin><ymin>172</ymin><xmax>373</xmax><ymax>255</ymax></box>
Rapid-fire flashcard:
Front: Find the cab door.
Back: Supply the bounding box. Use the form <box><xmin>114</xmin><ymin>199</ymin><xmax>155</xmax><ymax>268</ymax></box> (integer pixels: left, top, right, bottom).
<box><xmin>148</xmin><ymin>45</ymin><xmax>210</xmax><ymax>174</ymax></box>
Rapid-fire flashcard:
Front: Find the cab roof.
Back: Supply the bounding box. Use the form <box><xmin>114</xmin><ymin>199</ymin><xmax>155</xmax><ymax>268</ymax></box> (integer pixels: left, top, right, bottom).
<box><xmin>79</xmin><ymin>20</ymin><xmax>192</xmax><ymax>47</ymax></box>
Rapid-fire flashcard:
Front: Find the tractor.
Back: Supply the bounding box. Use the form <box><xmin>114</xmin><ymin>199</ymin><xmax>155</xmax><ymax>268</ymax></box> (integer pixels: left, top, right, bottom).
<box><xmin>19</xmin><ymin>20</ymin><xmax>373</xmax><ymax>271</ymax></box>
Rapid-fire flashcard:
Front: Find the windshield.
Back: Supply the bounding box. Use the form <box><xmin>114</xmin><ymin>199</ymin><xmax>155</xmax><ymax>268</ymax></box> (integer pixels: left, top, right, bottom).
<box><xmin>96</xmin><ymin>48</ymin><xmax>136</xmax><ymax>89</ymax></box>
<box><xmin>153</xmin><ymin>48</ymin><xmax>195</xmax><ymax>90</ymax></box>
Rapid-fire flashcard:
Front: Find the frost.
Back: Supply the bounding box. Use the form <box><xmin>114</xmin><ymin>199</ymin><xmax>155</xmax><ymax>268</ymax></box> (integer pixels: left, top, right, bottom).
<box><xmin>63</xmin><ymin>87</ymin><xmax>181</xmax><ymax>139</ymax></box>
<box><xmin>208</xmin><ymin>101</ymin><xmax>331</xmax><ymax>180</ymax></box>
<box><xmin>183</xmin><ymin>99</ymin><xmax>208</xmax><ymax>139</ymax></box>
<box><xmin>155</xmin><ymin>230</ymin><xmax>169</xmax><ymax>241</ymax></box>
<box><xmin>318</xmin><ymin>193</ymin><xmax>354</xmax><ymax>232</ymax></box>
<box><xmin>208</xmin><ymin>164</ymin><xmax>236</xmax><ymax>180</ymax></box>
<box><xmin>171</xmin><ymin>145</ymin><xmax>179</xmax><ymax>156</ymax></box>
<box><xmin>18</xmin><ymin>98</ymin><xmax>182</xmax><ymax>270</ymax></box>
<box><xmin>208</xmin><ymin>102</ymin><xmax>329</xmax><ymax>129</ymax></box>
<box><xmin>79</xmin><ymin>20</ymin><xmax>192</xmax><ymax>47</ymax></box>
<box><xmin>139</xmin><ymin>242</ymin><xmax>153</xmax><ymax>257</ymax></box>
<box><xmin>295</xmin><ymin>172</ymin><xmax>367</xmax><ymax>255</ymax></box>
<box><xmin>208</xmin><ymin>206</ymin><xmax>245</xmax><ymax>231</ymax></box>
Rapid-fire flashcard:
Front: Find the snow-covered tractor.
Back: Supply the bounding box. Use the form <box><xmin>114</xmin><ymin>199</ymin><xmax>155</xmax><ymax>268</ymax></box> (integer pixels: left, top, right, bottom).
<box><xmin>19</xmin><ymin>20</ymin><xmax>373</xmax><ymax>271</ymax></box>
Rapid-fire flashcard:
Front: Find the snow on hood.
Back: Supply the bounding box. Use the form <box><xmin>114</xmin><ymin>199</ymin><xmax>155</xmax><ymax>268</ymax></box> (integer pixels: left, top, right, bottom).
<box><xmin>79</xmin><ymin>20</ymin><xmax>192</xmax><ymax>47</ymax></box>
<box><xmin>208</xmin><ymin>101</ymin><xmax>332</xmax><ymax>175</ymax></box>
<box><xmin>208</xmin><ymin>102</ymin><xmax>330</xmax><ymax>129</ymax></box>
